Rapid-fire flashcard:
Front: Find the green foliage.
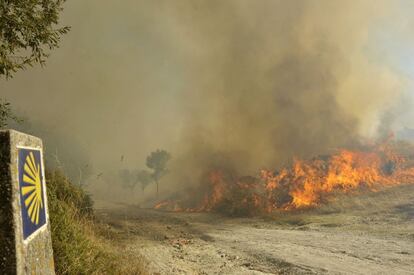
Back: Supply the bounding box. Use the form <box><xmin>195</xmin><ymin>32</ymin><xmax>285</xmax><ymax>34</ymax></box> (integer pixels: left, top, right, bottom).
<box><xmin>118</xmin><ymin>150</ymin><xmax>171</xmax><ymax>195</ymax></box>
<box><xmin>136</xmin><ymin>169</ymin><xmax>152</xmax><ymax>191</ymax></box>
<box><xmin>0</xmin><ymin>0</ymin><xmax>70</xmax><ymax>77</ymax></box>
<box><xmin>0</xmin><ymin>98</ymin><xmax>21</xmax><ymax>128</ymax></box>
<box><xmin>47</xmin><ymin>169</ymin><xmax>93</xmax><ymax>217</ymax></box>
<box><xmin>47</xmin><ymin>170</ymin><xmax>103</xmax><ymax>274</ymax></box>
<box><xmin>47</xmin><ymin>170</ymin><xmax>146</xmax><ymax>274</ymax></box>
<box><xmin>146</xmin><ymin>149</ymin><xmax>171</xmax><ymax>195</ymax></box>
<box><xmin>146</xmin><ymin>149</ymin><xmax>171</xmax><ymax>182</ymax></box>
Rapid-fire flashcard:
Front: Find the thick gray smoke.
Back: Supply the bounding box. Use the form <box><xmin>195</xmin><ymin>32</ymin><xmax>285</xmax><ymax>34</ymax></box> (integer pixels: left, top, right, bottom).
<box><xmin>0</xmin><ymin>0</ymin><xmax>412</xmax><ymax>202</ymax></box>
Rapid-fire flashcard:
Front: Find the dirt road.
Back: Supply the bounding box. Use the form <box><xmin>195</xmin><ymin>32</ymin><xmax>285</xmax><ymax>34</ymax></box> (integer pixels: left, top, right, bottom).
<box><xmin>95</xmin><ymin>185</ymin><xmax>414</xmax><ymax>274</ymax></box>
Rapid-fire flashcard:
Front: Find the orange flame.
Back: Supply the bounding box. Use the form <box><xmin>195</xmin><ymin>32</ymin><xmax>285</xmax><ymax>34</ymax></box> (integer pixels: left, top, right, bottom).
<box><xmin>154</xmin><ymin>141</ymin><xmax>414</xmax><ymax>214</ymax></box>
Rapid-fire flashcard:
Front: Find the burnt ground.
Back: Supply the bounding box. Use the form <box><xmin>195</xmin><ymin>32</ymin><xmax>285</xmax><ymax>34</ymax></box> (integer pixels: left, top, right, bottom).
<box><xmin>95</xmin><ymin>184</ymin><xmax>414</xmax><ymax>274</ymax></box>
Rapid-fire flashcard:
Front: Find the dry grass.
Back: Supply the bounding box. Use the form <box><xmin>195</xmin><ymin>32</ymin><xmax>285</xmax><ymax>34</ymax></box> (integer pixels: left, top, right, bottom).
<box><xmin>47</xmin><ymin>170</ymin><xmax>148</xmax><ymax>275</ymax></box>
<box><xmin>268</xmin><ymin>184</ymin><xmax>414</xmax><ymax>237</ymax></box>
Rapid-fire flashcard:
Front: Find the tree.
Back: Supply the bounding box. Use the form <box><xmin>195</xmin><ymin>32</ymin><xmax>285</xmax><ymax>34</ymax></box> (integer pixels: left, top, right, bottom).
<box><xmin>136</xmin><ymin>169</ymin><xmax>152</xmax><ymax>192</ymax></box>
<box><xmin>0</xmin><ymin>0</ymin><xmax>70</xmax><ymax>78</ymax></box>
<box><xmin>0</xmin><ymin>98</ymin><xmax>20</xmax><ymax>128</ymax></box>
<box><xmin>146</xmin><ymin>149</ymin><xmax>171</xmax><ymax>197</ymax></box>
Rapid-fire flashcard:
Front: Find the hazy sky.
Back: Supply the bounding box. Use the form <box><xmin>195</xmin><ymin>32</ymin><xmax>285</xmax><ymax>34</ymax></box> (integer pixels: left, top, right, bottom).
<box><xmin>1</xmin><ymin>0</ymin><xmax>414</xmax><ymax>199</ymax></box>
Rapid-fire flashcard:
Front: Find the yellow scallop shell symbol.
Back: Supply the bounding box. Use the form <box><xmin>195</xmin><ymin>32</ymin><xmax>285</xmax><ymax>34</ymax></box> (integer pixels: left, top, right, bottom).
<box><xmin>21</xmin><ymin>152</ymin><xmax>43</xmax><ymax>225</ymax></box>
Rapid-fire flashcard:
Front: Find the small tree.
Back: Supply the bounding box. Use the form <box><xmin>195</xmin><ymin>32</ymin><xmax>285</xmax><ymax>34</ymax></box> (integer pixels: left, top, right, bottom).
<box><xmin>136</xmin><ymin>169</ymin><xmax>152</xmax><ymax>192</ymax></box>
<box><xmin>146</xmin><ymin>149</ymin><xmax>171</xmax><ymax>197</ymax></box>
<box><xmin>0</xmin><ymin>0</ymin><xmax>70</xmax><ymax>77</ymax></box>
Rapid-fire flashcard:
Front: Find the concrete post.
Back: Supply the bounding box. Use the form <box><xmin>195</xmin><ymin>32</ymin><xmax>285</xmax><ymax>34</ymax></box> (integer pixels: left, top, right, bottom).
<box><xmin>0</xmin><ymin>130</ymin><xmax>55</xmax><ymax>274</ymax></box>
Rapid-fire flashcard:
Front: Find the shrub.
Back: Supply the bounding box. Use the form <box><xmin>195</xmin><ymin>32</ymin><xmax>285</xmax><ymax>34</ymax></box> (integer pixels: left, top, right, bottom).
<box><xmin>47</xmin><ymin>170</ymin><xmax>146</xmax><ymax>274</ymax></box>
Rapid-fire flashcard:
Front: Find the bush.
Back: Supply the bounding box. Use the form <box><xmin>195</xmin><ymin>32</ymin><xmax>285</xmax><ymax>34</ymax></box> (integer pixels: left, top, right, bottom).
<box><xmin>47</xmin><ymin>170</ymin><xmax>146</xmax><ymax>274</ymax></box>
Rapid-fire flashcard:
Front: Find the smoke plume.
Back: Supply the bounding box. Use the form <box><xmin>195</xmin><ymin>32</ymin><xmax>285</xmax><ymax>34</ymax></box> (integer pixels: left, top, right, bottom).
<box><xmin>0</xmin><ymin>0</ymin><xmax>412</xmax><ymax>201</ymax></box>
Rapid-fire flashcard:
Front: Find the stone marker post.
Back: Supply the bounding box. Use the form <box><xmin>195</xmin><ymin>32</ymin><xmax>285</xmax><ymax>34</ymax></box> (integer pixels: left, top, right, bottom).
<box><xmin>0</xmin><ymin>130</ymin><xmax>55</xmax><ymax>274</ymax></box>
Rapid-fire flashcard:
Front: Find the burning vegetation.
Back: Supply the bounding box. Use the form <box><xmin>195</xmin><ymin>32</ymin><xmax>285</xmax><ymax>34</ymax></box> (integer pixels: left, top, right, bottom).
<box><xmin>155</xmin><ymin>139</ymin><xmax>414</xmax><ymax>216</ymax></box>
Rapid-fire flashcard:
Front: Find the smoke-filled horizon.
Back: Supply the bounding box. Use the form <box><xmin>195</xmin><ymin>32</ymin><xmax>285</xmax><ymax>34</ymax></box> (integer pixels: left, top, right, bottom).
<box><xmin>1</xmin><ymin>0</ymin><xmax>414</xmax><ymax>201</ymax></box>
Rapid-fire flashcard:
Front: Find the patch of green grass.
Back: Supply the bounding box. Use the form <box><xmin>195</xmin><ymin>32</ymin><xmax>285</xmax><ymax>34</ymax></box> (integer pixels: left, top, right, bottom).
<box><xmin>47</xmin><ymin>170</ymin><xmax>147</xmax><ymax>275</ymax></box>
